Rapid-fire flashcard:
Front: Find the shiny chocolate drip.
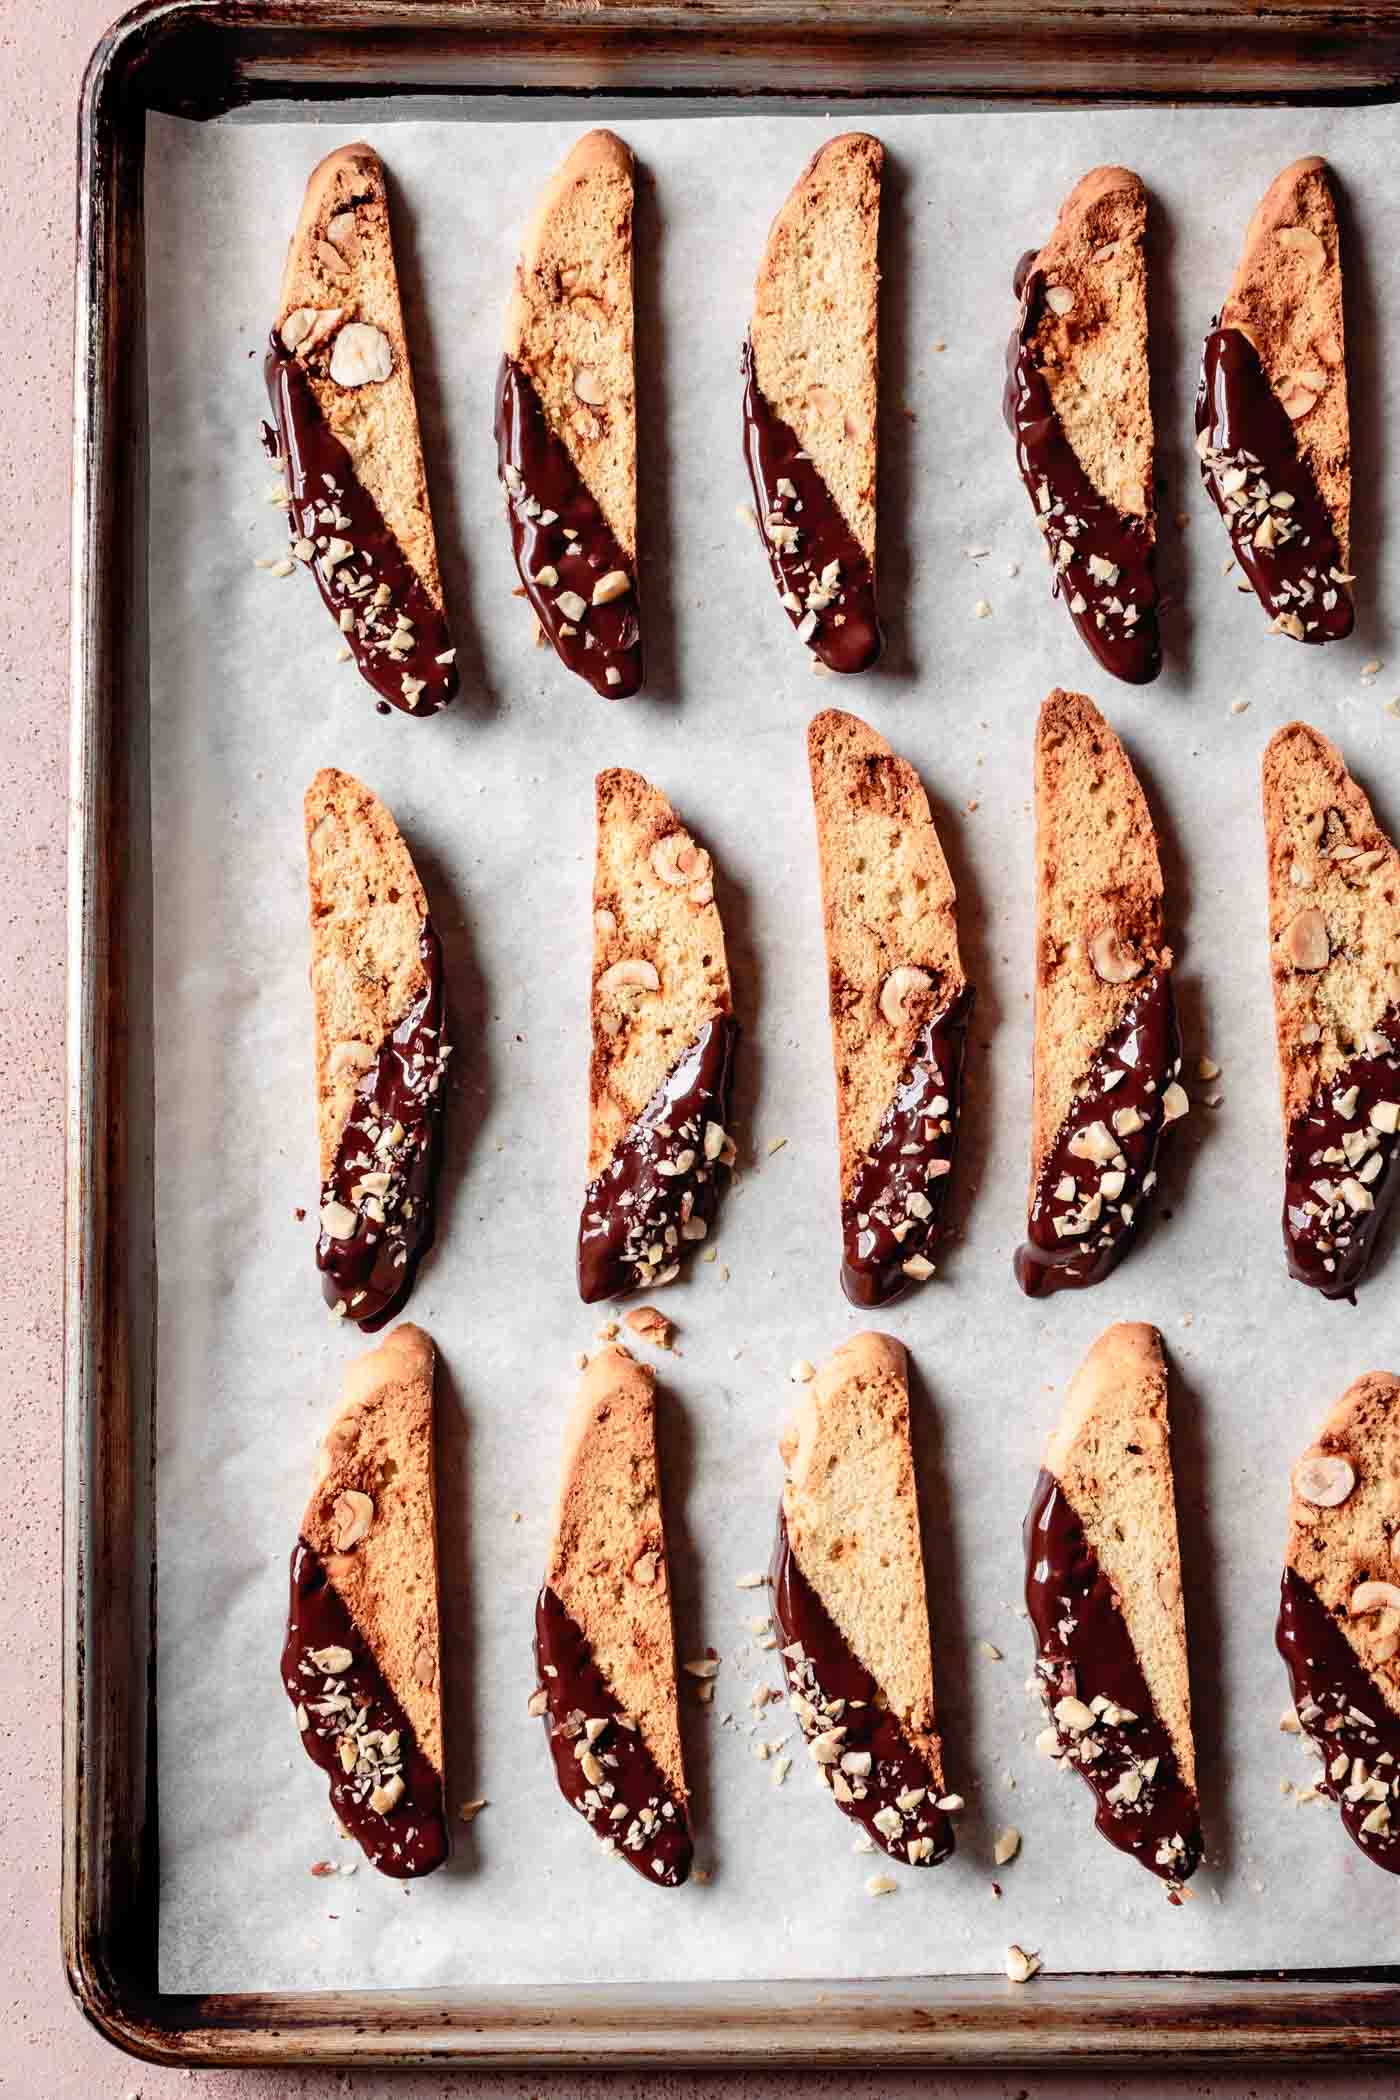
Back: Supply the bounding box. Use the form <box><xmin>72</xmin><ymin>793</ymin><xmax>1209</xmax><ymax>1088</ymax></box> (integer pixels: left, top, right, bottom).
<box><xmin>282</xmin><ymin>1538</ymin><xmax>448</xmax><ymax>1879</ymax></box>
<box><xmin>1015</xmin><ymin>968</ymin><xmax>1181</xmax><ymax>1299</ymax></box>
<box><xmin>495</xmin><ymin>357</ymin><xmax>642</xmax><ymax>699</ymax></box>
<box><xmin>770</xmin><ymin>1510</ymin><xmax>954</xmax><ymax>1866</ymax></box>
<box><xmin>1278</xmin><ymin>1564</ymin><xmax>1400</xmax><ymax>1874</ymax></box>
<box><xmin>741</xmin><ymin>339</ymin><xmax>881</xmax><ymax>674</ymax></box>
<box><xmin>317</xmin><ymin>920</ymin><xmax>449</xmax><ymax>1330</ymax></box>
<box><xmin>533</xmin><ymin>1585</ymin><xmax>692</xmax><ymax>1886</ymax></box>
<box><xmin>264</xmin><ymin>336</ymin><xmax>457</xmax><ymax>714</ymax></box>
<box><xmin>841</xmin><ymin>985</ymin><xmax>973</xmax><ymax>1308</ymax></box>
<box><xmin>1283</xmin><ymin>1009</ymin><xmax>1400</xmax><ymax>1300</ymax></box>
<box><xmin>1196</xmin><ymin>325</ymin><xmax>1353</xmax><ymax>643</ymax></box>
<box><xmin>1004</xmin><ymin>267</ymin><xmax>1161</xmax><ymax>686</ymax></box>
<box><xmin>1025</xmin><ymin>1469</ymin><xmax>1201</xmax><ymax>1889</ymax></box>
<box><xmin>578</xmin><ymin>1014</ymin><xmax>738</xmax><ymax>1304</ymax></box>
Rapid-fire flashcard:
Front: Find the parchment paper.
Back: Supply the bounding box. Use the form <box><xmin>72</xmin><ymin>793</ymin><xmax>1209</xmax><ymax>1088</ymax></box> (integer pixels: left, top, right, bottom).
<box><xmin>148</xmin><ymin>103</ymin><xmax>1400</xmax><ymax>1993</ymax></box>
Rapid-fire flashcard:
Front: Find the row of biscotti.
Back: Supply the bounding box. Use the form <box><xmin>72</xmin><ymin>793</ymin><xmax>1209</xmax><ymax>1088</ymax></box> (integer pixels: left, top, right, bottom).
<box><xmin>260</xmin><ymin>137</ymin><xmax>1354</xmax><ymax>712</ymax></box>
<box><xmin>281</xmin><ymin>1317</ymin><xmax>1400</xmax><ymax>1897</ymax></box>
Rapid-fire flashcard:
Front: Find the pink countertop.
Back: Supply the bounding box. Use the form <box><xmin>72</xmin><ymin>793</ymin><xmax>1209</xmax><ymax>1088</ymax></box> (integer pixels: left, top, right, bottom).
<box><xmin>4</xmin><ymin>4</ymin><xmax>1395</xmax><ymax>2093</ymax></box>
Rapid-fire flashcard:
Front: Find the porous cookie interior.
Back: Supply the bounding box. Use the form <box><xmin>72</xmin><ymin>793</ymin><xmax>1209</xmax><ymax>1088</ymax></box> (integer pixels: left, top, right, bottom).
<box><xmin>751</xmin><ymin>133</ymin><xmax>881</xmax><ymax>562</ymax></box>
<box><xmin>506</xmin><ymin>130</ymin><xmax>637</xmax><ymax>559</ymax></box>
<box><xmin>1287</xmin><ymin>1371</ymin><xmax>1400</xmax><ymax>1726</ymax></box>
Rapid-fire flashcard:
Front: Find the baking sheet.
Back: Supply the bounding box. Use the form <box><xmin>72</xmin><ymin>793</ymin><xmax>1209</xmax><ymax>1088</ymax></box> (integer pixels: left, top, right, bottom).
<box><xmin>147</xmin><ymin>102</ymin><xmax>1400</xmax><ymax>1994</ymax></box>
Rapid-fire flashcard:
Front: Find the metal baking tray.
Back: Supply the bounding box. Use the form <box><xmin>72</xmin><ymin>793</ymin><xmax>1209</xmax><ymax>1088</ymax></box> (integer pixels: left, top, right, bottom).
<box><xmin>65</xmin><ymin>0</ymin><xmax>1400</xmax><ymax>2067</ymax></box>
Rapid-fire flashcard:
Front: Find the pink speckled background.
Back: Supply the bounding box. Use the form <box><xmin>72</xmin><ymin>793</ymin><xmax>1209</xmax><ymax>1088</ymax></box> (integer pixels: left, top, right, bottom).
<box><xmin>4</xmin><ymin>3</ymin><xmax>1395</xmax><ymax>2091</ymax></box>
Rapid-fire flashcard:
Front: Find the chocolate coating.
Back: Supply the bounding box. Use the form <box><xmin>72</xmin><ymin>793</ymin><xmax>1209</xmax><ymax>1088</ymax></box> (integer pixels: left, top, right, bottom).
<box><xmin>317</xmin><ymin>920</ymin><xmax>449</xmax><ymax>1331</ymax></box>
<box><xmin>1278</xmin><ymin>1564</ymin><xmax>1400</xmax><ymax>1874</ymax></box>
<box><xmin>578</xmin><ymin>1014</ymin><xmax>737</xmax><ymax>1304</ymax></box>
<box><xmin>771</xmin><ymin>1510</ymin><xmax>954</xmax><ymax>1866</ymax></box>
<box><xmin>282</xmin><ymin>1538</ymin><xmax>448</xmax><ymax>1879</ymax></box>
<box><xmin>741</xmin><ymin>339</ymin><xmax>881</xmax><ymax>674</ymax></box>
<box><xmin>1004</xmin><ymin>268</ymin><xmax>1161</xmax><ymax>686</ymax></box>
<box><xmin>533</xmin><ymin>1585</ymin><xmax>692</xmax><ymax>1886</ymax></box>
<box><xmin>1283</xmin><ymin>1010</ymin><xmax>1400</xmax><ymax>1300</ymax></box>
<box><xmin>495</xmin><ymin>357</ymin><xmax>642</xmax><ymax>699</ymax></box>
<box><xmin>265</xmin><ymin>336</ymin><xmax>457</xmax><ymax>714</ymax></box>
<box><xmin>1015</xmin><ymin>967</ymin><xmax>1180</xmax><ymax>1299</ymax></box>
<box><xmin>1196</xmin><ymin>325</ymin><xmax>1354</xmax><ymax>643</ymax></box>
<box><xmin>1025</xmin><ymin>1468</ymin><xmax>1201</xmax><ymax>1889</ymax></box>
<box><xmin>842</xmin><ymin>985</ymin><xmax>973</xmax><ymax>1308</ymax></box>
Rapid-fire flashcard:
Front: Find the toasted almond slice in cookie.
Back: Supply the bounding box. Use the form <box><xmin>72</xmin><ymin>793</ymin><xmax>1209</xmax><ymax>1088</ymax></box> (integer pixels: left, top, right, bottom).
<box><xmin>577</xmin><ymin>768</ymin><xmax>736</xmax><ymax>1302</ymax></box>
<box><xmin>282</xmin><ymin>1323</ymin><xmax>448</xmax><ymax>1878</ymax></box>
<box><xmin>497</xmin><ymin>130</ymin><xmax>642</xmax><ymax>699</ymax></box>
<box><xmin>1026</xmin><ymin>1322</ymin><xmax>1201</xmax><ymax>1891</ymax></box>
<box><xmin>1196</xmin><ymin>157</ymin><xmax>1353</xmax><ymax>643</ymax></box>
<box><xmin>534</xmin><ymin>1346</ymin><xmax>691</xmax><ymax>1885</ymax></box>
<box><xmin>267</xmin><ymin>142</ymin><xmax>457</xmax><ymax>715</ymax></box>
<box><xmin>1262</xmin><ymin>722</ymin><xmax>1400</xmax><ymax>1297</ymax></box>
<box><xmin>305</xmin><ymin>767</ymin><xmax>450</xmax><ymax>1329</ymax></box>
<box><xmin>744</xmin><ymin>133</ymin><xmax>882</xmax><ymax>673</ymax></box>
<box><xmin>772</xmin><ymin>1333</ymin><xmax>954</xmax><ymax>1866</ymax></box>
<box><xmin>1005</xmin><ymin>166</ymin><xmax>1160</xmax><ymax>684</ymax></box>
<box><xmin>1279</xmin><ymin>1372</ymin><xmax>1400</xmax><ymax>1875</ymax></box>
<box><xmin>1014</xmin><ymin>689</ymin><xmax>1184</xmax><ymax>1298</ymax></box>
<box><xmin>807</xmin><ymin>709</ymin><xmax>972</xmax><ymax>1307</ymax></box>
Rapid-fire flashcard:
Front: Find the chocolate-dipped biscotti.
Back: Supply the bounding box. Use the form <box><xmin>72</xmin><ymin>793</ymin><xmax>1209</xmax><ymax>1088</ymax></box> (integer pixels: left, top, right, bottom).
<box><xmin>282</xmin><ymin>1324</ymin><xmax>448</xmax><ymax>1878</ymax></box>
<box><xmin>1015</xmin><ymin>690</ymin><xmax>1187</xmax><ymax>1297</ymax></box>
<box><xmin>1026</xmin><ymin>1323</ymin><xmax>1202</xmax><ymax>1894</ymax></box>
<box><xmin>497</xmin><ymin>130</ymin><xmax>642</xmax><ymax>699</ymax></box>
<box><xmin>1279</xmin><ymin>1373</ymin><xmax>1400</xmax><ymax>1876</ymax></box>
<box><xmin>577</xmin><ymin>769</ymin><xmax>737</xmax><ymax>1302</ymax></box>
<box><xmin>743</xmin><ymin>133</ymin><xmax>882</xmax><ymax>673</ymax></box>
<box><xmin>1262</xmin><ymin>722</ymin><xmax>1400</xmax><ymax>1298</ymax></box>
<box><xmin>1004</xmin><ymin>166</ymin><xmax>1161</xmax><ymax>685</ymax></box>
<box><xmin>773</xmin><ymin>1333</ymin><xmax>956</xmax><ymax>1868</ymax></box>
<box><xmin>306</xmin><ymin>768</ymin><xmax>450</xmax><ymax>1328</ymax></box>
<box><xmin>1196</xmin><ymin>156</ymin><xmax>1354</xmax><ymax>643</ymax></box>
<box><xmin>266</xmin><ymin>143</ymin><xmax>457</xmax><ymax>716</ymax></box>
<box><xmin>808</xmin><ymin>709</ymin><xmax>972</xmax><ymax>1306</ymax></box>
<box><xmin>533</xmin><ymin>1346</ymin><xmax>692</xmax><ymax>1885</ymax></box>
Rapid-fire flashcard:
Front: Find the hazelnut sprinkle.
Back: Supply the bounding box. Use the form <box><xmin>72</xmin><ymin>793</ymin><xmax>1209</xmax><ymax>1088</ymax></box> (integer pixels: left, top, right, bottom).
<box><xmin>1278</xmin><ymin>1565</ymin><xmax>1400</xmax><ymax>1875</ymax></box>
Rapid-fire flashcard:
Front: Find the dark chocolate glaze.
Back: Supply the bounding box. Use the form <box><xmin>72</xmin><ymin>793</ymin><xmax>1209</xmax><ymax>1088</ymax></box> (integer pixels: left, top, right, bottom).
<box><xmin>578</xmin><ymin>1014</ymin><xmax>738</xmax><ymax>1304</ymax></box>
<box><xmin>1025</xmin><ymin>1469</ymin><xmax>1202</xmax><ymax>1889</ymax></box>
<box><xmin>842</xmin><ymin>984</ymin><xmax>973</xmax><ymax>1308</ymax></box>
<box><xmin>1004</xmin><ymin>268</ymin><xmax>1161</xmax><ymax>686</ymax></box>
<box><xmin>495</xmin><ymin>357</ymin><xmax>642</xmax><ymax>699</ymax></box>
<box><xmin>1282</xmin><ymin>1009</ymin><xmax>1400</xmax><ymax>1300</ymax></box>
<box><xmin>1195</xmin><ymin>324</ymin><xmax>1354</xmax><ymax>643</ymax></box>
<box><xmin>533</xmin><ymin>1585</ymin><xmax>692</xmax><ymax>1886</ymax></box>
<box><xmin>282</xmin><ymin>1537</ymin><xmax>448</xmax><ymax>1879</ymax></box>
<box><xmin>770</xmin><ymin>1510</ymin><xmax>954</xmax><ymax>1866</ymax></box>
<box><xmin>741</xmin><ymin>338</ymin><xmax>881</xmax><ymax>674</ymax></box>
<box><xmin>317</xmin><ymin>920</ymin><xmax>449</xmax><ymax>1331</ymax></box>
<box><xmin>264</xmin><ymin>336</ymin><xmax>457</xmax><ymax>715</ymax></box>
<box><xmin>1015</xmin><ymin>967</ymin><xmax>1181</xmax><ymax>1299</ymax></box>
<box><xmin>1278</xmin><ymin>1564</ymin><xmax>1400</xmax><ymax>1874</ymax></box>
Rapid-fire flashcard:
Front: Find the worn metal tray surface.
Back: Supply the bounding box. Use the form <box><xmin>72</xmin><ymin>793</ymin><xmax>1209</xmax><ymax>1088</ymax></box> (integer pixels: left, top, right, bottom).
<box><xmin>66</xmin><ymin>0</ymin><xmax>1400</xmax><ymax>2067</ymax></box>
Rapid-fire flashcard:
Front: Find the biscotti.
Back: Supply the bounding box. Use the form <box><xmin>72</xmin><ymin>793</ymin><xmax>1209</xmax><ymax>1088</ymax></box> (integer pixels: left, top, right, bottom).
<box><xmin>533</xmin><ymin>1346</ymin><xmax>692</xmax><ymax>1884</ymax></box>
<box><xmin>497</xmin><ymin>130</ymin><xmax>642</xmax><ymax>699</ymax></box>
<box><xmin>772</xmin><ymin>1333</ymin><xmax>956</xmax><ymax>1868</ymax></box>
<box><xmin>577</xmin><ymin>769</ymin><xmax>737</xmax><ymax>1302</ymax></box>
<box><xmin>1015</xmin><ymin>689</ymin><xmax>1188</xmax><ymax>1296</ymax></box>
<box><xmin>1026</xmin><ymin>1323</ymin><xmax>1202</xmax><ymax>1892</ymax></box>
<box><xmin>807</xmin><ymin>709</ymin><xmax>972</xmax><ymax>1305</ymax></box>
<box><xmin>1196</xmin><ymin>156</ymin><xmax>1353</xmax><ymax>643</ymax></box>
<box><xmin>1262</xmin><ymin>722</ymin><xmax>1400</xmax><ymax>1298</ymax></box>
<box><xmin>744</xmin><ymin>133</ymin><xmax>882</xmax><ymax>673</ymax></box>
<box><xmin>305</xmin><ymin>767</ymin><xmax>450</xmax><ymax>1328</ymax></box>
<box><xmin>266</xmin><ymin>142</ymin><xmax>457</xmax><ymax>715</ymax></box>
<box><xmin>1279</xmin><ymin>1373</ymin><xmax>1400</xmax><ymax>1876</ymax></box>
<box><xmin>1004</xmin><ymin>166</ymin><xmax>1160</xmax><ymax>684</ymax></box>
<box><xmin>281</xmin><ymin>1324</ymin><xmax>448</xmax><ymax>1877</ymax></box>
